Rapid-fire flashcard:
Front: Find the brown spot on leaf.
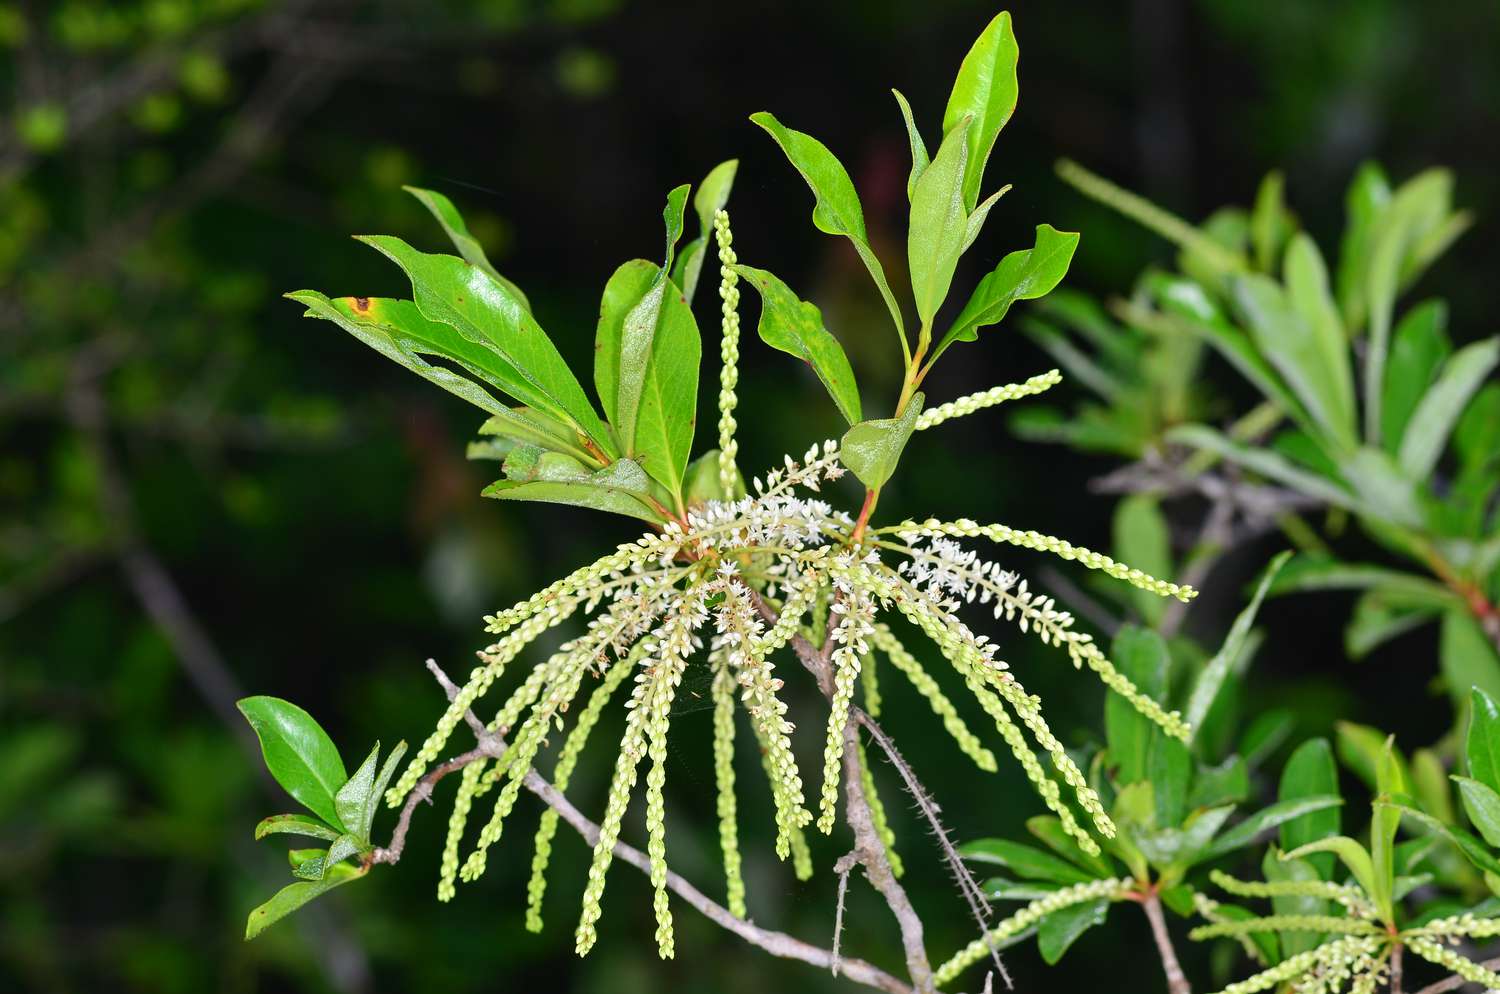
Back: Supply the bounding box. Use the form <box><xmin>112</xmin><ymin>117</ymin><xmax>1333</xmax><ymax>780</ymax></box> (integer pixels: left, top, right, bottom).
<box><xmin>352</xmin><ymin>296</ymin><xmax>371</xmax><ymax>312</ymax></box>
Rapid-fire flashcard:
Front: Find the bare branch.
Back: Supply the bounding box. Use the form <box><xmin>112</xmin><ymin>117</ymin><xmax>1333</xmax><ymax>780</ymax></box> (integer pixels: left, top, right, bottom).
<box><xmin>1409</xmin><ymin>954</ymin><xmax>1500</xmax><ymax>994</ymax></box>
<box><xmin>1141</xmin><ymin>893</ymin><xmax>1192</xmax><ymax>994</ymax></box>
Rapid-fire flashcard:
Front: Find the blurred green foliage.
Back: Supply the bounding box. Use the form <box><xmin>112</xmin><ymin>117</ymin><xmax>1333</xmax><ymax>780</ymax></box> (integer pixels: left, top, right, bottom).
<box><xmin>6</xmin><ymin>1</ymin><xmax>1500</xmax><ymax>992</ymax></box>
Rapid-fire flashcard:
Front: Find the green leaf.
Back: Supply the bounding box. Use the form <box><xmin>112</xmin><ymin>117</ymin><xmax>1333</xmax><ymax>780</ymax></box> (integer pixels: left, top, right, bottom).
<box><xmin>1027</xmin><ymin>815</ymin><xmax>1115</xmax><ymax>878</ymax></box>
<box><xmin>941</xmin><ymin>10</ymin><xmax>1019</xmax><ymax>212</ymax></box>
<box><xmin>403</xmin><ymin>186</ymin><xmax>529</xmax><ymax>312</ymax></box>
<box><xmin>1188</xmin><ymin>756</ymin><xmax>1250</xmax><ymax>810</ymax></box>
<box><xmin>672</xmin><ymin>159</ymin><xmax>738</xmax><ymax>304</ymax></box>
<box><xmin>908</xmin><ymin>115</ymin><xmax>972</xmax><ymax>326</ymax></box>
<box><xmin>734</xmin><ymin>265</ymin><xmax>861</xmax><ymax>424</ymax></box>
<box><xmin>1166</xmin><ymin>425</ymin><xmax>1373</xmax><ymax>521</ymax></box>
<box><xmin>1410</xmin><ymin>748</ymin><xmax>1456</xmax><ymax>826</ymax></box>
<box><xmin>1202</xmin><ymin>796</ymin><xmax>1345</xmax><ymax>863</ymax></box>
<box><xmin>983</xmin><ymin>877</ymin><xmax>1064</xmax><ymax>902</ymax></box>
<box><xmin>683</xmin><ymin>449</ymin><xmax>730</xmax><ymax>508</ymax></box>
<box><xmin>1278</xmin><ymin>739</ymin><xmax>1340</xmax><ymax>879</ymax></box>
<box><xmin>1264</xmin><ymin>850</ymin><xmax>1326</xmax><ymax>957</ymax></box>
<box><xmin>289</xmin><ymin>847</ymin><xmax>327</xmax><ymax>880</ymax></box>
<box><xmin>484</xmin><ymin>457</ymin><xmax>664</xmax><ymax>523</ymax></box>
<box><xmin>1380</xmin><ymin>300</ymin><xmax>1450</xmax><ymax>453</ymax></box>
<box><xmin>1370</xmin><ymin>737</ymin><xmax>1409</xmax><ymax>916</ymax></box>
<box><xmin>1105</xmin><ymin>625</ymin><xmax>1170</xmax><ymax>786</ymax></box>
<box><xmin>1382</xmin><ymin>796</ymin><xmax>1500</xmax><ymax>881</ymax></box>
<box><xmin>1250</xmin><ymin>171</ymin><xmax>1292</xmax><ymax>272</ymax></box>
<box><xmin>891</xmin><ymin>89</ymin><xmax>928</xmax><ymax>201</ymax></box>
<box><xmin>289</xmin><ymin>293</ymin><xmax>593</xmax><ymax>460</ymax></box>
<box><xmin>335</xmin><ymin>743</ymin><xmax>380</xmax><ymax>846</ymax></box>
<box><xmin>368</xmin><ymin>741</ymin><xmax>406</xmax><ymax>837</ymax></box>
<box><xmin>1038</xmin><ymin>898</ymin><xmax>1109</xmax><ymax>964</ymax></box>
<box><xmin>1442</xmin><ymin>610</ymin><xmax>1500</xmax><ymax>716</ymax></box>
<box><xmin>244</xmin><ymin>861</ymin><xmax>365</xmax><ymax>940</ymax></box>
<box><xmin>1454</xmin><ymin>383</ymin><xmax>1500</xmax><ymax>471</ymax></box>
<box><xmin>1184</xmin><ymin>551</ymin><xmax>1290</xmax><ymax>738</ymax></box>
<box><xmin>1397</xmin><ymin>337</ymin><xmax>1500</xmax><ymax>480</ymax></box>
<box><xmin>355</xmin><ymin>236</ymin><xmax>613</xmax><ymax>455</ymax></box>
<box><xmin>1455</xmin><ymin>777</ymin><xmax>1500</xmax><ymax>847</ymax></box>
<box><xmin>1468</xmin><ymin>689</ymin><xmax>1500</xmax><ymax>793</ymax></box>
<box><xmin>1283</xmin><ymin>235</ymin><xmax>1357</xmax><ymax>440</ymax></box>
<box><xmin>1362</xmin><ymin>169</ymin><xmax>1461</xmax><ymax>444</ymax></box>
<box><xmin>1112</xmin><ymin>495</ymin><xmax>1171</xmax><ymax>627</ymax></box>
<box><xmin>237</xmin><ymin>697</ymin><xmax>347</xmax><ymax>831</ymax></box>
<box><xmin>254</xmin><ymin>814</ymin><xmax>342</xmax><ymax>843</ymax></box>
<box><xmin>958</xmin><ymin>838</ymin><xmax>1094</xmax><ymax>885</ymax></box>
<box><xmin>1269</xmin><ymin>556</ymin><xmax>1456</xmax><ymax>605</ymax></box>
<box><xmin>1336</xmin><ymin>721</ymin><xmax>1405</xmax><ymax>792</ymax></box>
<box><xmin>937</xmin><ymin>224</ymin><xmax>1079</xmax><ymax>358</ymax></box>
<box><xmin>1335</xmin><ymin>162</ymin><xmax>1391</xmax><ymax>330</ymax></box>
<box><xmin>326</xmin><ymin>833</ymin><xmax>362</xmax><ymax>870</ymax></box>
<box><xmin>1233</xmin><ymin>271</ymin><xmax>1355</xmax><ymax>450</ymax></box>
<box><xmin>838</xmin><ymin>394</ymin><xmax>923</xmax><ymax>491</ymax></box>
<box><xmin>593</xmin><ymin>259</ymin><xmax>702</xmax><ymax>496</ymax></box>
<box><xmin>961</xmin><ymin>184</ymin><xmax>1012</xmax><ymax>254</ymax></box>
<box><xmin>750</xmin><ymin>111</ymin><xmax>905</xmax><ymax>340</ymax></box>
<box><xmin>1281</xmin><ymin>835</ymin><xmax>1377</xmax><ymax>899</ymax></box>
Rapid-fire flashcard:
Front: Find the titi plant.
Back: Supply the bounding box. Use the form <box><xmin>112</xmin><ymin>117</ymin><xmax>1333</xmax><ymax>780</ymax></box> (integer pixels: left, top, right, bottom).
<box><xmin>241</xmin><ymin>12</ymin><xmax>1200</xmax><ymax>990</ymax></box>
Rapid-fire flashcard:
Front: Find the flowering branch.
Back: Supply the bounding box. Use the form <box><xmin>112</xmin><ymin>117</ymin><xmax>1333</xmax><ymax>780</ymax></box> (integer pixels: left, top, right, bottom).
<box><xmin>371</xmin><ymin>660</ymin><xmax>916</xmax><ymax>994</ymax></box>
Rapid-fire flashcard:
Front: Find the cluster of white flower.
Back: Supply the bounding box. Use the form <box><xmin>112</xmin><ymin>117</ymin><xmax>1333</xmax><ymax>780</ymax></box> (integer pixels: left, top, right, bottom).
<box><xmin>389</xmin><ymin>425</ymin><xmax>1197</xmax><ymax>961</ymax></box>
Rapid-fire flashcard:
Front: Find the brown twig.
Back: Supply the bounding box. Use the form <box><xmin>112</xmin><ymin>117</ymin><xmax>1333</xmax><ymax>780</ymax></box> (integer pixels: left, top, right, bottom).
<box><xmin>1390</xmin><ymin>942</ymin><xmax>1403</xmax><ymax>994</ymax></box>
<box><xmin>1140</xmin><ymin>892</ymin><xmax>1192</xmax><ymax>994</ymax></box>
<box><xmin>375</xmin><ymin>662</ymin><xmax>916</xmax><ymax>994</ymax></box>
<box><xmin>1409</xmin><ymin>955</ymin><xmax>1500</xmax><ymax>994</ymax></box>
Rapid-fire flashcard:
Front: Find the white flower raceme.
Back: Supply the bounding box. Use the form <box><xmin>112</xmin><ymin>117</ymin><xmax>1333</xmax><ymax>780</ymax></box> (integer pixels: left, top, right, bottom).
<box><xmin>381</xmin><ymin>428</ymin><xmax>1197</xmax><ymax>959</ymax></box>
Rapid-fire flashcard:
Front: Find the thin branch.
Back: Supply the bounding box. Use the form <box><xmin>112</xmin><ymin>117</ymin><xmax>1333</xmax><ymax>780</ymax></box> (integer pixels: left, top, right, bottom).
<box><xmin>375</xmin><ymin>663</ymin><xmax>915</xmax><ymax>994</ymax></box>
<box><xmin>1141</xmin><ymin>893</ymin><xmax>1192</xmax><ymax>994</ymax></box>
<box><xmin>1390</xmin><ymin>942</ymin><xmax>1403</xmax><ymax>994</ymax></box>
<box><xmin>1409</xmin><ymin>955</ymin><xmax>1500</xmax><ymax>994</ymax></box>
<box><xmin>832</xmin><ymin>850</ymin><xmax>859</xmax><ymax>976</ymax></box>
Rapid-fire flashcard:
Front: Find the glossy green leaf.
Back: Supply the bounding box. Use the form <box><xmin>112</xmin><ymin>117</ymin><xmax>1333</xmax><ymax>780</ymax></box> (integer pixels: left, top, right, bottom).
<box><xmin>1240</xmin><ymin>709</ymin><xmax>1296</xmax><ymax>771</ymax></box>
<box><xmin>960</xmin><ymin>184</ymin><xmax>1011</xmax><ymax>254</ymax></box>
<box><xmin>1112</xmin><ymin>495</ymin><xmax>1171</xmax><ymax>627</ymax></box>
<box><xmin>1467</xmin><ymin>689</ymin><xmax>1500</xmax><ymax>793</ymax></box>
<box><xmin>1136</xmin><ymin>805</ymin><xmax>1232</xmax><ymax>870</ymax></box>
<box><xmin>289</xmin><ymin>292</ymin><xmax>594</xmax><ymax>461</ymax></box>
<box><xmin>1383</xmin><ymin>797</ymin><xmax>1500</xmax><ymax>880</ymax></box>
<box><xmin>750</xmin><ymin>111</ymin><xmax>905</xmax><ymax>339</ymax></box>
<box><xmin>983</xmin><ymin>877</ymin><xmax>1063</xmax><ymax>902</ymax></box>
<box><xmin>1027</xmin><ymin>815</ymin><xmax>1114</xmax><ymax>878</ymax></box>
<box><xmin>937</xmin><ymin>224</ymin><xmax>1079</xmax><ymax>358</ymax></box>
<box><xmin>891</xmin><ymin>89</ymin><xmax>928</xmax><ymax>201</ymax></box>
<box><xmin>1369</xmin><ymin>737</ymin><xmax>1408</xmax><ymax>916</ymax></box>
<box><xmin>237</xmin><ymin>697</ymin><xmax>347</xmax><ymax>830</ymax></box>
<box><xmin>1281</xmin><ymin>835</ymin><xmax>1377</xmax><ymax>900</ymax></box>
<box><xmin>941</xmin><ymin>10</ymin><xmax>1019</xmax><ymax>212</ymax></box>
<box><xmin>1188</xmin><ymin>756</ymin><xmax>1250</xmax><ymax>810</ymax></box>
<box><xmin>369</xmin><ymin>742</ymin><xmax>406</xmax><ymax>836</ymax></box>
<box><xmin>1454</xmin><ymin>383</ymin><xmax>1500</xmax><ymax>471</ymax></box>
<box><xmin>1038</xmin><ymin>898</ymin><xmax>1109</xmax><ymax>964</ymax></box>
<box><xmin>908</xmin><ymin>115</ymin><xmax>972</xmax><ymax>326</ymax></box>
<box><xmin>1233</xmin><ymin>271</ymin><xmax>1355</xmax><ymax>450</ymax></box>
<box><xmin>1380</xmin><ymin>300</ymin><xmax>1450</xmax><ymax>453</ymax></box>
<box><xmin>245</xmin><ymin>861</ymin><xmax>365</xmax><ymax>940</ymax></box>
<box><xmin>1444</xmin><ymin>611</ymin><xmax>1500</xmax><ymax>716</ymax></box>
<box><xmin>671</xmin><ymin>160</ymin><xmax>738</xmax><ymax>303</ymax></box>
<box><xmin>1397</xmin><ymin>337</ymin><xmax>1500</xmax><ymax>480</ymax></box>
<box><xmin>1278</xmin><ymin>739</ymin><xmax>1340</xmax><ymax>879</ymax></box>
<box><xmin>483</xmin><ymin>457</ymin><xmax>664</xmax><ymax>523</ymax></box>
<box><xmin>1455</xmin><ymin>777</ymin><xmax>1500</xmax><ymax>847</ymax></box>
<box><xmin>593</xmin><ymin>259</ymin><xmax>701</xmax><ymax>495</ymax></box>
<box><xmin>958</xmin><ymin>837</ymin><xmax>1094</xmax><ymax>885</ymax></box>
<box><xmin>838</xmin><ymin>393</ymin><xmax>923</xmax><ymax>491</ymax></box>
<box><xmin>734</xmin><ymin>265</ymin><xmax>861</xmax><ymax>424</ymax></box>
<box><xmin>1105</xmin><ymin>625</ymin><xmax>1170</xmax><ymax>786</ymax></box>
<box><xmin>1184</xmin><ymin>551</ymin><xmax>1290</xmax><ymax>738</ymax></box>
<box><xmin>254</xmin><ymin>813</ymin><xmax>341</xmax><ymax>843</ymax></box>
<box><xmin>403</xmin><ymin>185</ymin><xmax>529</xmax><ymax>311</ymax></box>
<box><xmin>335</xmin><ymin>743</ymin><xmax>380</xmax><ymax>846</ymax></box>
<box><xmin>356</xmin><ymin>236</ymin><xmax>613</xmax><ymax>454</ymax></box>
<box><xmin>1203</xmin><ymin>796</ymin><xmax>1345</xmax><ymax>862</ymax></box>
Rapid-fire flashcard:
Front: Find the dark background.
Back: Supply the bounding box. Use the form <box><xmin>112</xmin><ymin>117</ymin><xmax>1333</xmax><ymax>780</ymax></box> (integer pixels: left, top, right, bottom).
<box><xmin>4</xmin><ymin>1</ymin><xmax>1498</xmax><ymax>991</ymax></box>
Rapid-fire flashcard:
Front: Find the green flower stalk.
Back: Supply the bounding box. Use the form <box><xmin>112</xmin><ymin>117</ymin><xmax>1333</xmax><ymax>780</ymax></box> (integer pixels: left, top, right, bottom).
<box><xmin>709</xmin><ymin>652</ymin><xmax>747</xmax><ymax>918</ymax></box>
<box><xmin>714</xmin><ymin>210</ymin><xmax>742</xmax><ymax>496</ymax></box>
